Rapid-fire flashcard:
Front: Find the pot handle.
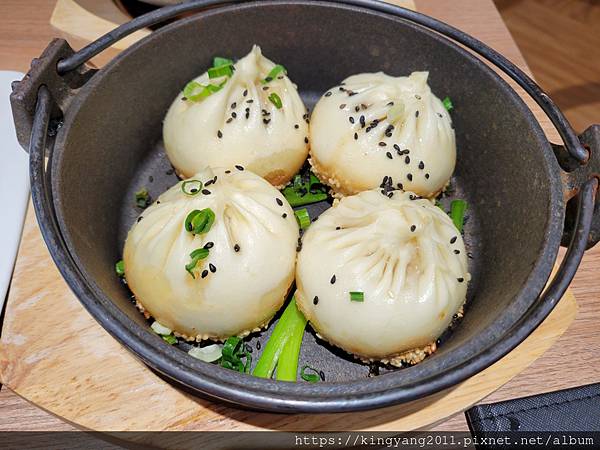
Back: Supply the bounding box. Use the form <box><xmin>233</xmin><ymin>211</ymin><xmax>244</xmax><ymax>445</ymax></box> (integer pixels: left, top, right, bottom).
<box><xmin>554</xmin><ymin>126</ymin><xmax>600</xmax><ymax>249</ymax></box>
<box><xmin>10</xmin><ymin>39</ymin><xmax>97</xmax><ymax>151</ymax></box>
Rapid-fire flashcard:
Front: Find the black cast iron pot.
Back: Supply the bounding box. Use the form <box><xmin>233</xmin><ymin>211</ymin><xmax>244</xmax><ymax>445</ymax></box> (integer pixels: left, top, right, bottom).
<box><xmin>10</xmin><ymin>0</ymin><xmax>600</xmax><ymax>413</ymax></box>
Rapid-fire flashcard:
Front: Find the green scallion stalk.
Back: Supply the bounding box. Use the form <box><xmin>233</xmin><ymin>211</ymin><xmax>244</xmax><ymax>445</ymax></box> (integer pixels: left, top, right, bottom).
<box><xmin>253</xmin><ymin>296</ymin><xmax>306</xmax><ymax>379</ymax></box>
<box><xmin>268</xmin><ymin>92</ymin><xmax>283</xmax><ymax>109</ymax></box>
<box><xmin>208</xmin><ymin>64</ymin><xmax>234</xmax><ymax>79</ymax></box>
<box><xmin>262</xmin><ymin>64</ymin><xmax>286</xmax><ymax>84</ymax></box>
<box><xmin>300</xmin><ymin>365</ymin><xmax>321</xmax><ymax>383</ymax></box>
<box><xmin>349</xmin><ymin>291</ymin><xmax>364</xmax><ymax>302</ymax></box>
<box><xmin>442</xmin><ymin>96</ymin><xmax>454</xmax><ymax>112</ymax></box>
<box><xmin>181</xmin><ymin>179</ymin><xmax>203</xmax><ymax>196</ymax></box>
<box><xmin>294</xmin><ymin>208</ymin><xmax>311</xmax><ymax>230</ymax></box>
<box><xmin>450</xmin><ymin>199</ymin><xmax>468</xmax><ymax>233</ymax></box>
<box><xmin>213</xmin><ymin>57</ymin><xmax>234</xmax><ymax>68</ymax></box>
<box><xmin>276</xmin><ymin>304</ymin><xmax>308</xmax><ymax>382</ymax></box>
<box><xmin>115</xmin><ymin>260</ymin><xmax>125</xmax><ymax>277</ymax></box>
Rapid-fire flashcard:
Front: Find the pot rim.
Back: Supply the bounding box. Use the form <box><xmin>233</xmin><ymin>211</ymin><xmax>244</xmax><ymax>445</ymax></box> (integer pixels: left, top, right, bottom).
<box><xmin>48</xmin><ymin>0</ymin><xmax>564</xmax><ymax>412</ymax></box>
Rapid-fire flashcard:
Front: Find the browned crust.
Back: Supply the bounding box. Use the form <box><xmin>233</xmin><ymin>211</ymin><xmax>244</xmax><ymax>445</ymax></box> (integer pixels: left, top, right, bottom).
<box><xmin>133</xmin><ymin>297</ymin><xmax>282</xmax><ymax>342</ymax></box>
<box><xmin>309</xmin><ymin>153</ymin><xmax>446</xmax><ymax>199</ymax></box>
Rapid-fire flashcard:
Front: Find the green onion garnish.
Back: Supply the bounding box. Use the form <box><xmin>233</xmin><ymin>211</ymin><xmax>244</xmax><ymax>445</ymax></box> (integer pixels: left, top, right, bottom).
<box><xmin>253</xmin><ymin>296</ymin><xmax>307</xmax><ymax>380</ymax></box>
<box><xmin>282</xmin><ymin>172</ymin><xmax>328</xmax><ymax>207</ymax></box>
<box><xmin>181</xmin><ymin>179</ymin><xmax>203</xmax><ymax>196</ymax></box>
<box><xmin>262</xmin><ymin>64</ymin><xmax>286</xmax><ymax>84</ymax></box>
<box><xmin>185</xmin><ymin>248</ymin><xmax>210</xmax><ymax>278</ymax></box>
<box><xmin>135</xmin><ymin>188</ymin><xmax>150</xmax><ymax>209</ymax></box>
<box><xmin>208</xmin><ymin>64</ymin><xmax>234</xmax><ymax>79</ymax></box>
<box><xmin>220</xmin><ymin>336</ymin><xmax>251</xmax><ymax>373</ymax></box>
<box><xmin>300</xmin><ymin>365</ymin><xmax>321</xmax><ymax>383</ymax></box>
<box><xmin>450</xmin><ymin>199</ymin><xmax>467</xmax><ymax>233</ymax></box>
<box><xmin>435</xmin><ymin>201</ymin><xmax>445</xmax><ymax>211</ymax></box>
<box><xmin>151</xmin><ymin>321</ymin><xmax>172</xmax><ymax>335</ymax></box>
<box><xmin>183</xmin><ymin>80</ymin><xmax>226</xmax><ymax>102</ymax></box>
<box><xmin>213</xmin><ymin>56</ymin><xmax>234</xmax><ymax>68</ymax></box>
<box><xmin>162</xmin><ymin>335</ymin><xmax>177</xmax><ymax>345</ymax></box>
<box><xmin>442</xmin><ymin>96</ymin><xmax>454</xmax><ymax>112</ymax></box>
<box><xmin>276</xmin><ymin>305</ymin><xmax>307</xmax><ymax>382</ymax></box>
<box><xmin>115</xmin><ymin>260</ymin><xmax>125</xmax><ymax>277</ymax></box>
<box><xmin>183</xmin><ymin>81</ymin><xmax>212</xmax><ymax>101</ymax></box>
<box><xmin>184</xmin><ymin>208</ymin><xmax>215</xmax><ymax>235</ymax></box>
<box><xmin>188</xmin><ymin>344</ymin><xmax>223</xmax><ymax>363</ymax></box>
<box><xmin>349</xmin><ymin>291</ymin><xmax>364</xmax><ymax>302</ymax></box>
<box><xmin>268</xmin><ymin>92</ymin><xmax>283</xmax><ymax>109</ymax></box>
<box><xmin>294</xmin><ymin>208</ymin><xmax>311</xmax><ymax>230</ymax></box>
<box><xmin>150</xmin><ymin>321</ymin><xmax>177</xmax><ymax>344</ymax></box>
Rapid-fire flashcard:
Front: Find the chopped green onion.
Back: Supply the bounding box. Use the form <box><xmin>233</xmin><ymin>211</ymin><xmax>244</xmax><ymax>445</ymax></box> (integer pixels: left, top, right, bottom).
<box><xmin>294</xmin><ymin>208</ymin><xmax>311</xmax><ymax>230</ymax></box>
<box><xmin>213</xmin><ymin>56</ymin><xmax>234</xmax><ymax>67</ymax></box>
<box><xmin>162</xmin><ymin>335</ymin><xmax>177</xmax><ymax>345</ymax></box>
<box><xmin>262</xmin><ymin>64</ymin><xmax>286</xmax><ymax>84</ymax></box>
<box><xmin>435</xmin><ymin>201</ymin><xmax>445</xmax><ymax>211</ymax></box>
<box><xmin>115</xmin><ymin>260</ymin><xmax>125</xmax><ymax>277</ymax></box>
<box><xmin>183</xmin><ymin>80</ymin><xmax>226</xmax><ymax>102</ymax></box>
<box><xmin>184</xmin><ymin>208</ymin><xmax>216</xmax><ymax>235</ymax></box>
<box><xmin>282</xmin><ymin>172</ymin><xmax>328</xmax><ymax>207</ymax></box>
<box><xmin>183</xmin><ymin>81</ymin><xmax>212</xmax><ymax>101</ymax></box>
<box><xmin>150</xmin><ymin>321</ymin><xmax>177</xmax><ymax>344</ymax></box>
<box><xmin>300</xmin><ymin>365</ymin><xmax>321</xmax><ymax>383</ymax></box>
<box><xmin>185</xmin><ymin>248</ymin><xmax>210</xmax><ymax>278</ymax></box>
<box><xmin>222</xmin><ymin>336</ymin><xmax>242</xmax><ymax>361</ymax></box>
<box><xmin>450</xmin><ymin>199</ymin><xmax>468</xmax><ymax>233</ymax></box>
<box><xmin>181</xmin><ymin>179</ymin><xmax>203</xmax><ymax>196</ymax></box>
<box><xmin>220</xmin><ymin>336</ymin><xmax>251</xmax><ymax>373</ymax></box>
<box><xmin>349</xmin><ymin>291</ymin><xmax>364</xmax><ymax>302</ymax></box>
<box><xmin>135</xmin><ymin>188</ymin><xmax>150</xmax><ymax>209</ymax></box>
<box><xmin>253</xmin><ymin>296</ymin><xmax>307</xmax><ymax>380</ymax></box>
<box><xmin>268</xmin><ymin>92</ymin><xmax>283</xmax><ymax>109</ymax></box>
<box><xmin>208</xmin><ymin>64</ymin><xmax>234</xmax><ymax>79</ymax></box>
<box><xmin>188</xmin><ymin>344</ymin><xmax>223</xmax><ymax>363</ymax></box>
<box><xmin>442</xmin><ymin>96</ymin><xmax>454</xmax><ymax>112</ymax></box>
<box><xmin>151</xmin><ymin>321</ymin><xmax>172</xmax><ymax>335</ymax></box>
<box><xmin>293</xmin><ymin>174</ymin><xmax>303</xmax><ymax>190</ymax></box>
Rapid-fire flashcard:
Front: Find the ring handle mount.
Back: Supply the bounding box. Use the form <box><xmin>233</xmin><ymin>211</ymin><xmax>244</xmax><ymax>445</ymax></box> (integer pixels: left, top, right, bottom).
<box><xmin>10</xmin><ymin>39</ymin><xmax>97</xmax><ymax>152</ymax></box>
<box><xmin>556</xmin><ymin>125</ymin><xmax>600</xmax><ymax>249</ymax></box>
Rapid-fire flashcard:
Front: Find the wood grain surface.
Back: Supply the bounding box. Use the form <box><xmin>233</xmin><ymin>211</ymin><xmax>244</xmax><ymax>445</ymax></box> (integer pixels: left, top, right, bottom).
<box><xmin>0</xmin><ymin>0</ymin><xmax>598</xmax><ymax>433</ymax></box>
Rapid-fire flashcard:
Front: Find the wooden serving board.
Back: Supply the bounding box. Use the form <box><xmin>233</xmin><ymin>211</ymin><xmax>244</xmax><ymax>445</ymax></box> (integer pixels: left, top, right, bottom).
<box><xmin>0</xmin><ymin>0</ymin><xmax>577</xmax><ymax>438</ymax></box>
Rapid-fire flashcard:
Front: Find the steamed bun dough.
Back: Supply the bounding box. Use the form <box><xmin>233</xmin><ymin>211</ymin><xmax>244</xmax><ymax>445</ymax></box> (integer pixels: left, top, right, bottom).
<box><xmin>123</xmin><ymin>166</ymin><xmax>299</xmax><ymax>341</ymax></box>
<box><xmin>163</xmin><ymin>46</ymin><xmax>309</xmax><ymax>187</ymax></box>
<box><xmin>309</xmin><ymin>72</ymin><xmax>456</xmax><ymax>198</ymax></box>
<box><xmin>295</xmin><ymin>189</ymin><xmax>470</xmax><ymax>366</ymax></box>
